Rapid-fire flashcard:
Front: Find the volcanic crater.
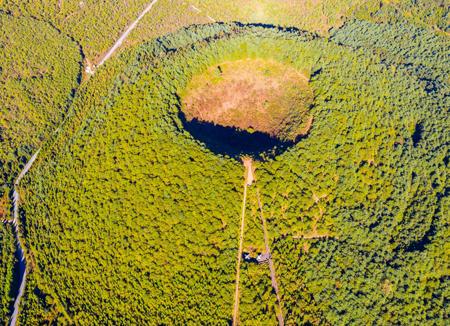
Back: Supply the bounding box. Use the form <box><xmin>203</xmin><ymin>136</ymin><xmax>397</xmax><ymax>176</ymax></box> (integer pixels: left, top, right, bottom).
<box><xmin>179</xmin><ymin>58</ymin><xmax>314</xmax><ymax>158</ymax></box>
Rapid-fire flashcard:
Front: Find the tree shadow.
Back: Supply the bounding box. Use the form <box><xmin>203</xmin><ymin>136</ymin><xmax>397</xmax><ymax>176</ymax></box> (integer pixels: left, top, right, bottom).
<box><xmin>178</xmin><ymin>111</ymin><xmax>295</xmax><ymax>160</ymax></box>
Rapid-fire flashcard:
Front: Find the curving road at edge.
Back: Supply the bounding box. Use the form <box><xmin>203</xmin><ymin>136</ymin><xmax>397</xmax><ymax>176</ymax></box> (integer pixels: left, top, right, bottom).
<box><xmin>7</xmin><ymin>1</ymin><xmax>159</xmax><ymax>324</ymax></box>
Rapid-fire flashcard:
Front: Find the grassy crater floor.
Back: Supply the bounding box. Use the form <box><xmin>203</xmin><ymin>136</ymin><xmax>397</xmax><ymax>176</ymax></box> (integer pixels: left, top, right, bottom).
<box><xmin>181</xmin><ymin>58</ymin><xmax>313</xmax><ymax>141</ymax></box>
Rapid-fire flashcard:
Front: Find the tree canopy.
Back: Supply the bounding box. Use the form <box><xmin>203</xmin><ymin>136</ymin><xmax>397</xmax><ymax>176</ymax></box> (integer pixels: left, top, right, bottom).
<box><xmin>14</xmin><ymin>21</ymin><xmax>449</xmax><ymax>324</ymax></box>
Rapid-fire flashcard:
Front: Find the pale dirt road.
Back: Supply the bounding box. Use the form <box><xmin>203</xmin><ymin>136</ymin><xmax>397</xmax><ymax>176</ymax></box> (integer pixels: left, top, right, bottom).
<box><xmin>97</xmin><ymin>0</ymin><xmax>159</xmax><ymax>67</ymax></box>
<box><xmin>8</xmin><ymin>150</ymin><xmax>39</xmax><ymax>326</ymax></box>
<box><xmin>233</xmin><ymin>159</ymin><xmax>284</xmax><ymax>325</ymax></box>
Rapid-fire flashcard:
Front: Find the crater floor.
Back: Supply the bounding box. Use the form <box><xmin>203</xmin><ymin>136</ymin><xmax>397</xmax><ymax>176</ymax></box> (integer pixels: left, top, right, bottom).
<box><xmin>181</xmin><ymin>59</ymin><xmax>313</xmax><ymax>142</ymax></box>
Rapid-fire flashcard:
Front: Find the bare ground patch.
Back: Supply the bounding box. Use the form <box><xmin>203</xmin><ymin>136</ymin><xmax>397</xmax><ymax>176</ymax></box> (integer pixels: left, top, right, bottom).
<box><xmin>181</xmin><ymin>59</ymin><xmax>313</xmax><ymax>141</ymax></box>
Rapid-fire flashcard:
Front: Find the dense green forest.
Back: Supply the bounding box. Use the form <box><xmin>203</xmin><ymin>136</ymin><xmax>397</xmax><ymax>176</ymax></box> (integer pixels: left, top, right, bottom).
<box><xmin>258</xmin><ymin>25</ymin><xmax>449</xmax><ymax>322</ymax></box>
<box><xmin>0</xmin><ymin>0</ymin><xmax>448</xmax><ymax>325</ymax></box>
<box><xmin>0</xmin><ymin>223</ymin><xmax>15</xmax><ymax>323</ymax></box>
<box><xmin>20</xmin><ymin>24</ymin><xmax>247</xmax><ymax>324</ymax></box>
<box><xmin>12</xmin><ymin>18</ymin><xmax>448</xmax><ymax>324</ymax></box>
<box><xmin>2</xmin><ymin>0</ymin><xmax>445</xmax><ymax>66</ymax></box>
<box><xmin>0</xmin><ymin>14</ymin><xmax>82</xmax><ymax>214</ymax></box>
<box><xmin>354</xmin><ymin>0</ymin><xmax>449</xmax><ymax>33</ymax></box>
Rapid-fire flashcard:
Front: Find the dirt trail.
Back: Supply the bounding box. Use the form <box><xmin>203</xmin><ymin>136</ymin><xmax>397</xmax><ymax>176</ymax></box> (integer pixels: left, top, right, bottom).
<box><xmin>233</xmin><ymin>159</ymin><xmax>284</xmax><ymax>325</ymax></box>
<box><xmin>6</xmin><ymin>1</ymin><xmax>161</xmax><ymax>323</ymax></box>
<box><xmin>189</xmin><ymin>4</ymin><xmax>216</xmax><ymax>22</ymax></box>
<box><xmin>255</xmin><ymin>186</ymin><xmax>284</xmax><ymax>326</ymax></box>
<box><xmin>6</xmin><ymin>150</ymin><xmax>39</xmax><ymax>326</ymax></box>
<box><xmin>232</xmin><ymin>158</ymin><xmax>253</xmax><ymax>325</ymax></box>
<box><xmin>97</xmin><ymin>0</ymin><xmax>159</xmax><ymax>67</ymax></box>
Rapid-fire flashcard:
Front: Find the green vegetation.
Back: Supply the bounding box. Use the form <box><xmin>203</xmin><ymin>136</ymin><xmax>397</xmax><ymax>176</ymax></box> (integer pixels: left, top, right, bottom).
<box><xmin>259</xmin><ymin>42</ymin><xmax>449</xmax><ymax>323</ymax></box>
<box><xmin>1</xmin><ymin>0</ymin><xmax>215</xmax><ymax>65</ymax></box>
<box><xmin>1</xmin><ymin>0</ymin><xmax>151</xmax><ymax>61</ymax></box>
<box><xmin>127</xmin><ymin>0</ymin><xmax>212</xmax><ymax>48</ymax></box>
<box><xmin>189</xmin><ymin>0</ymin><xmax>368</xmax><ymax>34</ymax></box>
<box><xmin>354</xmin><ymin>0</ymin><xmax>449</xmax><ymax>33</ymax></box>
<box><xmin>239</xmin><ymin>184</ymin><xmax>278</xmax><ymax>324</ymax></box>
<box><xmin>0</xmin><ymin>1</ymin><xmax>448</xmax><ymax>325</ymax></box>
<box><xmin>332</xmin><ymin>19</ymin><xmax>449</xmax><ymax>92</ymax></box>
<box><xmin>2</xmin><ymin>0</ymin><xmax>445</xmax><ymax>65</ymax></box>
<box><xmin>188</xmin><ymin>0</ymin><xmax>448</xmax><ymax>34</ymax></box>
<box><xmin>19</xmin><ymin>24</ymin><xmax>246</xmax><ymax>324</ymax></box>
<box><xmin>0</xmin><ymin>14</ymin><xmax>82</xmax><ymax>215</ymax></box>
<box><xmin>0</xmin><ymin>223</ymin><xmax>16</xmax><ymax>324</ymax></box>
<box><xmin>14</xmin><ymin>19</ymin><xmax>448</xmax><ymax>324</ymax></box>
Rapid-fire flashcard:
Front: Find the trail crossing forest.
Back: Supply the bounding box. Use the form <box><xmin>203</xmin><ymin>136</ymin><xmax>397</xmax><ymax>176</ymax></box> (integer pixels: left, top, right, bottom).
<box><xmin>3</xmin><ymin>150</ymin><xmax>40</xmax><ymax>326</ymax></box>
<box><xmin>96</xmin><ymin>0</ymin><xmax>159</xmax><ymax>67</ymax></box>
<box><xmin>255</xmin><ymin>187</ymin><xmax>284</xmax><ymax>326</ymax></box>
<box><xmin>5</xmin><ymin>1</ymin><xmax>218</xmax><ymax>323</ymax></box>
<box><xmin>233</xmin><ymin>159</ymin><xmax>284</xmax><ymax>325</ymax></box>
<box><xmin>232</xmin><ymin>162</ymin><xmax>249</xmax><ymax>326</ymax></box>
<box><xmin>5</xmin><ymin>1</ymin><xmax>161</xmax><ymax>324</ymax></box>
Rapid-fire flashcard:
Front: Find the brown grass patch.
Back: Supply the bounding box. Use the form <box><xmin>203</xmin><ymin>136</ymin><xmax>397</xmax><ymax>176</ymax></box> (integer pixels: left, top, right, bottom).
<box><xmin>181</xmin><ymin>59</ymin><xmax>313</xmax><ymax>141</ymax></box>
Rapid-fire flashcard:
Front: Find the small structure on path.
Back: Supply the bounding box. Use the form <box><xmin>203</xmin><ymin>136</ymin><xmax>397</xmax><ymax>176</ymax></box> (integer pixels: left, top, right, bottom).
<box><xmin>256</xmin><ymin>252</ymin><xmax>271</xmax><ymax>264</ymax></box>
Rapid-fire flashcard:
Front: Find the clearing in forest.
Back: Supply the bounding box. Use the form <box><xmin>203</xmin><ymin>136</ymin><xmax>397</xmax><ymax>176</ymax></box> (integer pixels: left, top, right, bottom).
<box><xmin>181</xmin><ymin>59</ymin><xmax>313</xmax><ymax>142</ymax></box>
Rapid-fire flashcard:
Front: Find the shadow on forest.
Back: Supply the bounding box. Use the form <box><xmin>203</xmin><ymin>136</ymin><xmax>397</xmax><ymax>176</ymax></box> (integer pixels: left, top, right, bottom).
<box><xmin>178</xmin><ymin>111</ymin><xmax>295</xmax><ymax>160</ymax></box>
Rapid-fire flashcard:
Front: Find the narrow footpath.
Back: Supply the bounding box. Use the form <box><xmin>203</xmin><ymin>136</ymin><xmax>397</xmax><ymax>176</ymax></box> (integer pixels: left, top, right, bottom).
<box><xmin>232</xmin><ymin>158</ymin><xmax>253</xmax><ymax>325</ymax></box>
<box><xmin>6</xmin><ymin>150</ymin><xmax>40</xmax><ymax>326</ymax></box>
<box><xmin>96</xmin><ymin>0</ymin><xmax>159</xmax><ymax>67</ymax></box>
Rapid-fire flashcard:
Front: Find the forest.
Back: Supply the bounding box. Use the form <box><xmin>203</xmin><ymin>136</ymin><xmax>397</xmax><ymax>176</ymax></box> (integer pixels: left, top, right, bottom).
<box><xmin>2</xmin><ymin>0</ymin><xmax>446</xmax><ymax>65</ymax></box>
<box><xmin>0</xmin><ymin>0</ymin><xmax>448</xmax><ymax>325</ymax></box>
<box><xmin>0</xmin><ymin>223</ymin><xmax>15</xmax><ymax>322</ymax></box>
<box><xmin>0</xmin><ymin>14</ymin><xmax>82</xmax><ymax>217</ymax></box>
<box><xmin>14</xmin><ymin>20</ymin><xmax>449</xmax><ymax>324</ymax></box>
